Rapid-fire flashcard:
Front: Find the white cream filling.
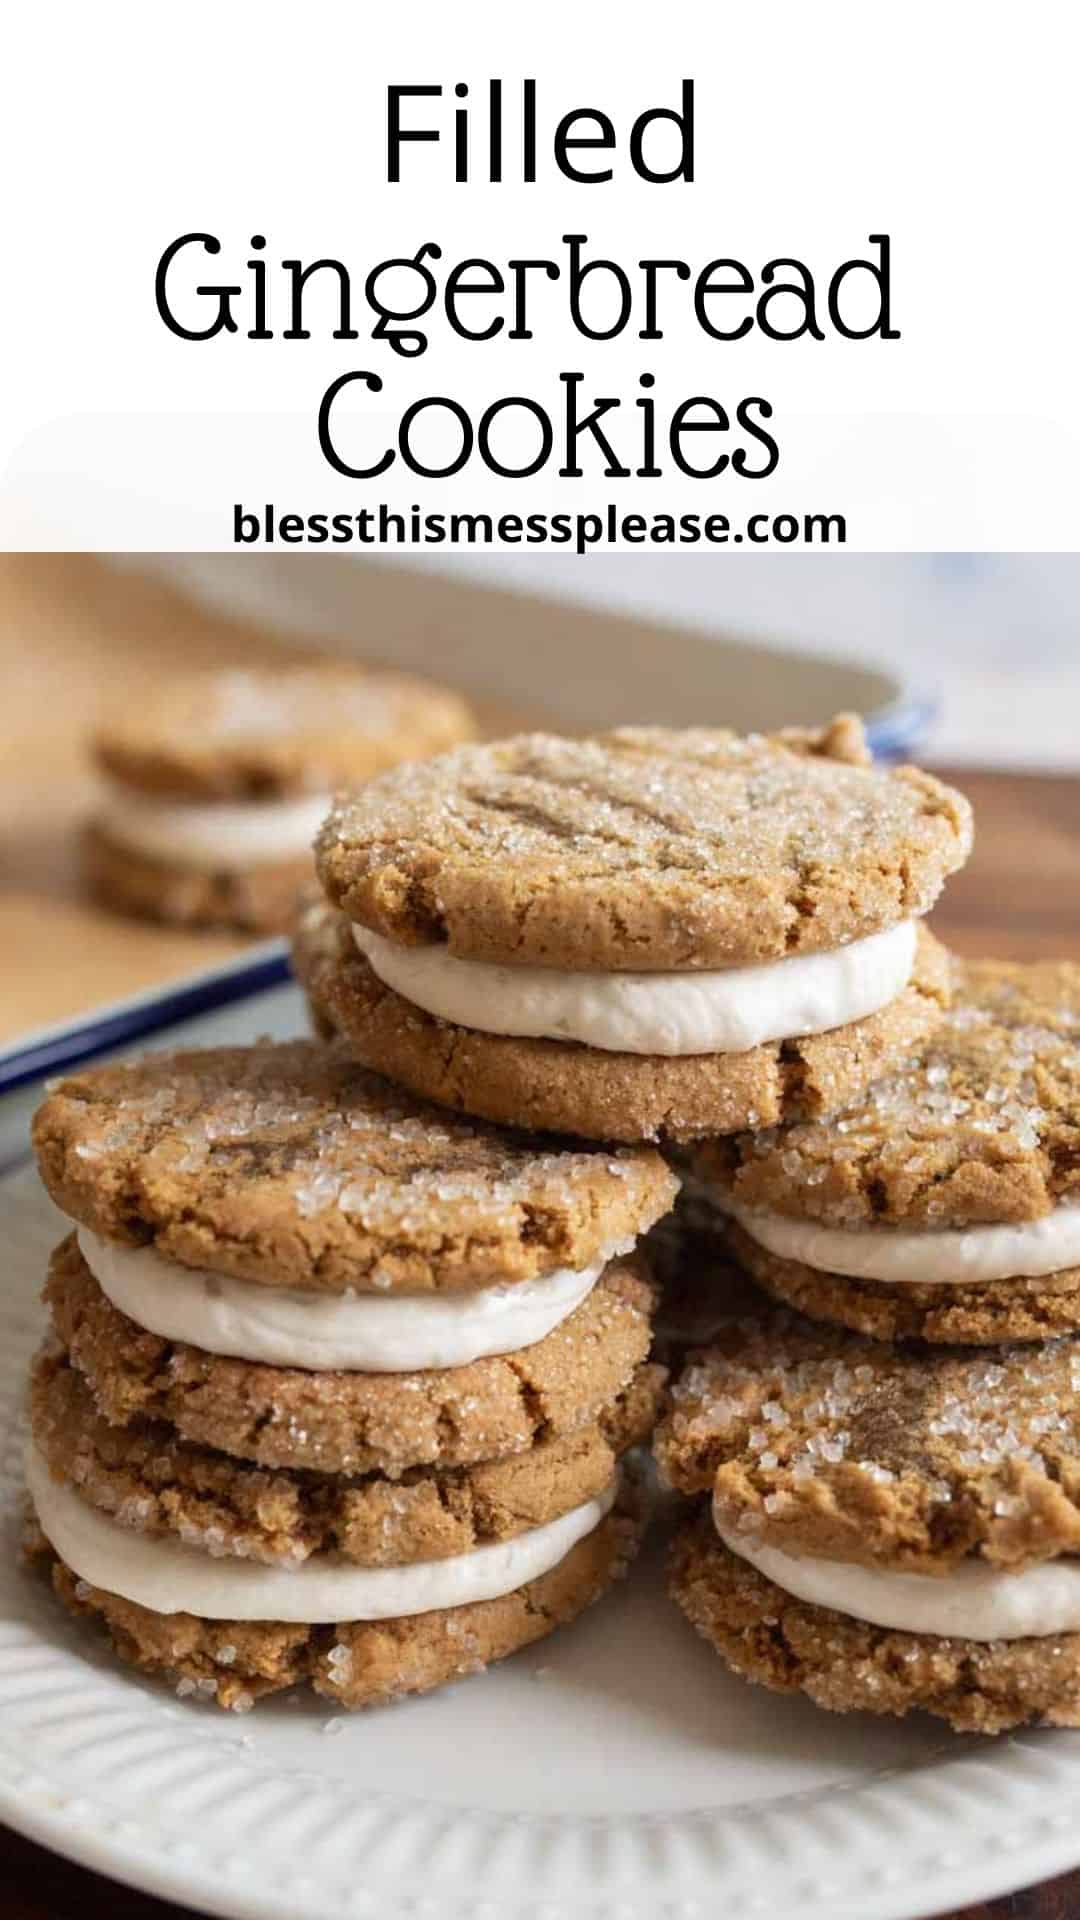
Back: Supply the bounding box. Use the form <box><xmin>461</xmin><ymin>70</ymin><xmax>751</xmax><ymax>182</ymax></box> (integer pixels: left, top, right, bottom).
<box><xmin>716</xmin><ymin>1506</ymin><xmax>1080</xmax><ymax>1642</ymax></box>
<box><xmin>730</xmin><ymin>1199</ymin><xmax>1080</xmax><ymax>1287</ymax></box>
<box><xmin>98</xmin><ymin>783</ymin><xmax>331</xmax><ymax>868</ymax></box>
<box><xmin>77</xmin><ymin>1227</ymin><xmax>606</xmax><ymax>1373</ymax></box>
<box><xmin>27</xmin><ymin>1446</ymin><xmax>616</xmax><ymax>1623</ymax></box>
<box><xmin>353</xmin><ymin>920</ymin><xmax>917</xmax><ymax>1058</ymax></box>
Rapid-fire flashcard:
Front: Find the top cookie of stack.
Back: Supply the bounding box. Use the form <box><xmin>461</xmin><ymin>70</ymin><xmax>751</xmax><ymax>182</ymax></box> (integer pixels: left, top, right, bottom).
<box><xmin>297</xmin><ymin>714</ymin><xmax>971</xmax><ymax>1142</ymax></box>
<box><xmin>86</xmin><ymin>660</ymin><xmax>475</xmax><ymax>933</ymax></box>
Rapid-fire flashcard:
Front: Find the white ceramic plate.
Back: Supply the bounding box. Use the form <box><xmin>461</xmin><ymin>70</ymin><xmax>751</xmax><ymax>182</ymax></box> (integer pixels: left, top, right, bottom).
<box><xmin>5</xmin><ymin>997</ymin><xmax>1080</xmax><ymax>1920</ymax></box>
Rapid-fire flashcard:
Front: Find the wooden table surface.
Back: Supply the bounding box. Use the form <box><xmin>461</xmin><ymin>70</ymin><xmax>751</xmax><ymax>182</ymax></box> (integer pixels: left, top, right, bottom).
<box><xmin>3</xmin><ymin>555</ymin><xmax>1079</xmax><ymax>1919</ymax></box>
<box><xmin>0</xmin><ymin>553</ymin><xmax>524</xmax><ymax>1043</ymax></box>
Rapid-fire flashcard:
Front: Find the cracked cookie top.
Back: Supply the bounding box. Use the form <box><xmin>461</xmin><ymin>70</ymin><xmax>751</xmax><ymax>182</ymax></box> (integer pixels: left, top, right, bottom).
<box><xmin>314</xmin><ymin>715</ymin><xmax>972</xmax><ymax>972</ymax></box>
<box><xmin>699</xmin><ymin>959</ymin><xmax>1080</xmax><ymax>1229</ymax></box>
<box><xmin>656</xmin><ymin>1307</ymin><xmax>1080</xmax><ymax>1574</ymax></box>
<box><xmin>32</xmin><ymin>1040</ymin><xmax>677</xmax><ymax>1293</ymax></box>
<box><xmin>94</xmin><ymin>660</ymin><xmax>475</xmax><ymax>801</ymax></box>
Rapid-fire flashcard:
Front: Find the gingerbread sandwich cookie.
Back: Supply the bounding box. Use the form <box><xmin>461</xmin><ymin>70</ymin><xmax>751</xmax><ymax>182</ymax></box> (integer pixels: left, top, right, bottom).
<box><xmin>699</xmin><ymin>959</ymin><xmax>1080</xmax><ymax>1344</ymax></box>
<box><xmin>27</xmin><ymin>1344</ymin><xmax>655</xmax><ymax>1712</ymax></box>
<box><xmin>306</xmin><ymin>717</ymin><xmax>968</xmax><ymax>1142</ymax></box>
<box><xmin>658</xmin><ymin>1309</ymin><xmax>1080</xmax><ymax>1733</ymax></box>
<box><xmin>86</xmin><ymin>660</ymin><xmax>475</xmax><ymax>933</ymax></box>
<box><xmin>27</xmin><ymin>1470</ymin><xmax>645</xmax><ymax>1713</ymax></box>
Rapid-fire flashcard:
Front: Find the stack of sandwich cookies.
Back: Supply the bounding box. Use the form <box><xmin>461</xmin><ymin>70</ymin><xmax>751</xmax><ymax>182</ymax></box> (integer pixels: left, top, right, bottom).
<box><xmin>301</xmin><ymin>716</ymin><xmax>968</xmax><ymax>1143</ymax></box>
<box><xmin>28</xmin><ymin>1042</ymin><xmax>674</xmax><ymax>1708</ymax></box>
<box><xmin>700</xmin><ymin>959</ymin><xmax>1080</xmax><ymax>1344</ymax></box>
<box><xmin>87</xmin><ymin>661</ymin><xmax>474</xmax><ymax>933</ymax></box>
<box><xmin>656</xmin><ymin>1311</ymin><xmax>1080</xmax><ymax>1732</ymax></box>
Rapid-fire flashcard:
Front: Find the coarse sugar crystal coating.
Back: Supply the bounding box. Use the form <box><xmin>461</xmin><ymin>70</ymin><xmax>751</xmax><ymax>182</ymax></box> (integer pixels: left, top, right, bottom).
<box><xmin>47</xmin><ymin>1236</ymin><xmax>657</xmax><ymax>1477</ymax></box>
<box><xmin>28</xmin><ymin>1495</ymin><xmax>645</xmax><ymax>1713</ymax></box>
<box><xmin>31</xmin><ymin>1339</ymin><xmax>664</xmax><ymax>1567</ymax></box>
<box><xmin>32</xmin><ymin>1040</ymin><xmax>677</xmax><ymax>1293</ymax></box>
<box><xmin>294</xmin><ymin>904</ymin><xmax>952</xmax><ymax>1145</ymax></box>
<box><xmin>94</xmin><ymin>660</ymin><xmax>476</xmax><ymax>801</ymax></box>
<box><xmin>669</xmin><ymin>1511</ymin><xmax>1080</xmax><ymax>1735</ymax></box>
<box><xmin>699</xmin><ymin>958</ymin><xmax>1080</xmax><ymax>1230</ymax></box>
<box><xmin>315</xmin><ymin>716</ymin><xmax>972</xmax><ymax>971</ymax></box>
<box><xmin>654</xmin><ymin>1306</ymin><xmax>1080</xmax><ymax>1574</ymax></box>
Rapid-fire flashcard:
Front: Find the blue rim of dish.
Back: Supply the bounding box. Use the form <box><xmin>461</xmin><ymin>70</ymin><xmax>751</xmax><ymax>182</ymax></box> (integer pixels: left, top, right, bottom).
<box><xmin>865</xmin><ymin>691</ymin><xmax>939</xmax><ymax>763</ymax></box>
<box><xmin>0</xmin><ymin>941</ymin><xmax>291</xmax><ymax>1097</ymax></box>
<box><xmin>0</xmin><ymin>692</ymin><xmax>936</xmax><ymax>1102</ymax></box>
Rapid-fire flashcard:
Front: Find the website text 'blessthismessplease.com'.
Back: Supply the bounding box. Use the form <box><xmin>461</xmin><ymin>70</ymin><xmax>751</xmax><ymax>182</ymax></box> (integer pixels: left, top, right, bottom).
<box><xmin>233</xmin><ymin>503</ymin><xmax>847</xmax><ymax>553</ymax></box>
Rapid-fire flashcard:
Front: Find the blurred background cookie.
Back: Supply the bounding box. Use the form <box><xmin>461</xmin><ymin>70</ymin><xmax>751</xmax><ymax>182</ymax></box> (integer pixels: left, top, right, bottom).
<box><xmin>86</xmin><ymin>659</ymin><xmax>475</xmax><ymax>933</ymax></box>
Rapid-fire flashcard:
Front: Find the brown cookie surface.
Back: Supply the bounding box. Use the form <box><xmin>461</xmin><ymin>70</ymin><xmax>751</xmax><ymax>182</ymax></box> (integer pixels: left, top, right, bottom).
<box><xmin>644</xmin><ymin>1184</ymin><xmax>770</xmax><ymax>1362</ymax></box>
<box><xmin>700</xmin><ymin>958</ymin><xmax>1080</xmax><ymax>1229</ymax></box>
<box><xmin>655</xmin><ymin>1306</ymin><xmax>1080</xmax><ymax>1573</ymax></box>
<box><xmin>85</xmin><ymin>822</ymin><xmax>312</xmax><ymax>935</ymax></box>
<box><xmin>32</xmin><ymin>1340</ymin><xmax>663</xmax><ymax>1567</ymax></box>
<box><xmin>295</xmin><ymin>909</ymin><xmax>950</xmax><ymax>1145</ymax></box>
<box><xmin>671</xmin><ymin>1514</ymin><xmax>1080</xmax><ymax>1735</ymax></box>
<box><xmin>315</xmin><ymin>717</ymin><xmax>971</xmax><ymax>972</ymax></box>
<box><xmin>33</xmin><ymin>1039</ymin><xmax>676</xmax><ymax>1293</ymax></box>
<box><xmin>726</xmin><ymin>1216</ymin><xmax>1080</xmax><ymax>1346</ymax></box>
<box><xmin>48</xmin><ymin>1237</ymin><xmax>657</xmax><ymax>1477</ymax></box>
<box><xmin>31</xmin><ymin>1501</ymin><xmax>642</xmax><ymax>1712</ymax></box>
<box><xmin>94</xmin><ymin>661</ymin><xmax>475</xmax><ymax>801</ymax></box>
